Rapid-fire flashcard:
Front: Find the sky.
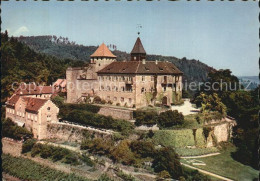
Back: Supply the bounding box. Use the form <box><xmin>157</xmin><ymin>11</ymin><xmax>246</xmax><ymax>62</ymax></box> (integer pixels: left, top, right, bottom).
<box><xmin>2</xmin><ymin>0</ymin><xmax>258</xmax><ymax>76</ymax></box>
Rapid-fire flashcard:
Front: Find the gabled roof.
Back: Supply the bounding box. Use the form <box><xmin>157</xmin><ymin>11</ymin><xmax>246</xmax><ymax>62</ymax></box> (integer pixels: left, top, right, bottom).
<box><xmin>131</xmin><ymin>37</ymin><xmax>146</xmax><ymax>54</ymax></box>
<box><xmin>97</xmin><ymin>61</ymin><xmax>183</xmax><ymax>75</ymax></box>
<box><xmin>15</xmin><ymin>84</ymin><xmax>56</xmax><ymax>95</ymax></box>
<box><xmin>22</xmin><ymin>97</ymin><xmax>48</xmax><ymax>113</ymax></box>
<box><xmin>6</xmin><ymin>95</ymin><xmax>20</xmax><ymax>106</ymax></box>
<box><xmin>90</xmin><ymin>43</ymin><xmax>116</xmax><ymax>58</ymax></box>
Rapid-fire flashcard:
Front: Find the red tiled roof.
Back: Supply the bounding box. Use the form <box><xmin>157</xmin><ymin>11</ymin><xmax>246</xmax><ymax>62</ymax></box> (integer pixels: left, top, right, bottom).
<box><xmin>53</xmin><ymin>79</ymin><xmax>64</xmax><ymax>86</ymax></box>
<box><xmin>22</xmin><ymin>97</ymin><xmax>48</xmax><ymax>113</ymax></box>
<box><xmin>97</xmin><ymin>61</ymin><xmax>183</xmax><ymax>75</ymax></box>
<box><xmin>15</xmin><ymin>84</ymin><xmax>56</xmax><ymax>95</ymax></box>
<box><xmin>131</xmin><ymin>37</ymin><xmax>146</xmax><ymax>54</ymax></box>
<box><xmin>6</xmin><ymin>95</ymin><xmax>20</xmax><ymax>106</ymax></box>
<box><xmin>60</xmin><ymin>80</ymin><xmax>66</xmax><ymax>88</ymax></box>
<box><xmin>53</xmin><ymin>79</ymin><xmax>66</xmax><ymax>88</ymax></box>
<box><xmin>91</xmin><ymin>43</ymin><xmax>116</xmax><ymax>58</ymax></box>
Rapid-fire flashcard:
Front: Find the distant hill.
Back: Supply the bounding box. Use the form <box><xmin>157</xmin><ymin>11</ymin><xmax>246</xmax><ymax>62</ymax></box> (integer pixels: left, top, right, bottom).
<box><xmin>17</xmin><ymin>35</ymin><xmax>216</xmax><ymax>84</ymax></box>
<box><xmin>238</xmin><ymin>76</ymin><xmax>259</xmax><ymax>90</ymax></box>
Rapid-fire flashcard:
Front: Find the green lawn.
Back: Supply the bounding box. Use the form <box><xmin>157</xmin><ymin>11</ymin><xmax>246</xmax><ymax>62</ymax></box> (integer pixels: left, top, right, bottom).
<box><xmin>181</xmin><ymin>146</ymin><xmax>258</xmax><ymax>181</ymax></box>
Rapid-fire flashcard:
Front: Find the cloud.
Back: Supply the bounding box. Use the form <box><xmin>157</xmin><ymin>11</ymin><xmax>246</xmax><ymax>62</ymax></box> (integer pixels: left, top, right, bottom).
<box><xmin>13</xmin><ymin>26</ymin><xmax>29</xmax><ymax>36</ymax></box>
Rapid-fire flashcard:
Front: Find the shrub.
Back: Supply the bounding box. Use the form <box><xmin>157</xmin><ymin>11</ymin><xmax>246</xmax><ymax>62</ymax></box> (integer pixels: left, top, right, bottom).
<box><xmin>40</xmin><ymin>144</ymin><xmax>54</xmax><ymax>159</ymax></box>
<box><xmin>157</xmin><ymin>110</ymin><xmax>184</xmax><ymax>128</ymax></box>
<box><xmin>66</xmin><ymin>110</ymin><xmax>134</xmax><ymax>134</ymax></box>
<box><xmin>130</xmin><ymin>140</ymin><xmax>156</xmax><ymax>158</ymax></box>
<box><xmin>107</xmin><ymin>100</ymin><xmax>113</xmax><ymax>105</ymax></box>
<box><xmin>31</xmin><ymin>143</ymin><xmax>43</xmax><ymax>157</ymax></box>
<box><xmin>134</xmin><ymin>110</ymin><xmax>157</xmax><ymax>126</ymax></box>
<box><xmin>153</xmin><ymin>147</ymin><xmax>183</xmax><ymax>179</ymax></box>
<box><xmin>63</xmin><ymin>153</ymin><xmax>80</xmax><ymax>165</ymax></box>
<box><xmin>111</xmin><ymin>140</ymin><xmax>136</xmax><ymax>165</ymax></box>
<box><xmin>22</xmin><ymin>139</ymin><xmax>36</xmax><ymax>153</ymax></box>
<box><xmin>51</xmin><ymin>95</ymin><xmax>64</xmax><ymax>107</ymax></box>
<box><xmin>2</xmin><ymin>118</ymin><xmax>33</xmax><ymax>140</ymax></box>
<box><xmin>52</xmin><ymin>147</ymin><xmax>69</xmax><ymax>162</ymax></box>
<box><xmin>93</xmin><ymin>96</ymin><xmax>102</xmax><ymax>104</ymax></box>
<box><xmin>80</xmin><ymin>154</ymin><xmax>95</xmax><ymax>167</ymax></box>
<box><xmin>59</xmin><ymin>103</ymin><xmax>100</xmax><ymax>118</ymax></box>
<box><xmin>80</xmin><ymin>138</ymin><xmax>114</xmax><ymax>156</ymax></box>
<box><xmin>101</xmin><ymin>99</ymin><xmax>106</xmax><ymax>104</ymax></box>
<box><xmin>157</xmin><ymin>170</ymin><xmax>171</xmax><ymax>180</ymax></box>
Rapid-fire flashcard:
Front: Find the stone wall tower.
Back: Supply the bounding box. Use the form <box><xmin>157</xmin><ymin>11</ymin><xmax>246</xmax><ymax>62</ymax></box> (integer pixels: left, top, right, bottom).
<box><xmin>89</xmin><ymin>43</ymin><xmax>116</xmax><ymax>79</ymax></box>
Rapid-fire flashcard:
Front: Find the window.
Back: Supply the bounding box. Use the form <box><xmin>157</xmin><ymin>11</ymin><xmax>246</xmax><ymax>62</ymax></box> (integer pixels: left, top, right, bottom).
<box><xmin>121</xmin><ymin>97</ymin><xmax>124</xmax><ymax>102</ymax></box>
<box><xmin>141</xmin><ymin>88</ymin><xmax>145</xmax><ymax>93</ymax></box>
<box><xmin>129</xmin><ymin>98</ymin><xmax>132</xmax><ymax>104</ymax></box>
<box><xmin>142</xmin><ymin>76</ymin><xmax>145</xmax><ymax>81</ymax></box>
<box><xmin>163</xmin><ymin>87</ymin><xmax>166</xmax><ymax>92</ymax></box>
<box><xmin>47</xmin><ymin>107</ymin><xmax>51</xmax><ymax>111</ymax></box>
<box><xmin>164</xmin><ymin>76</ymin><xmax>167</xmax><ymax>82</ymax></box>
<box><xmin>151</xmin><ymin>76</ymin><xmax>154</xmax><ymax>81</ymax></box>
<box><xmin>121</xmin><ymin>87</ymin><xmax>125</xmax><ymax>91</ymax></box>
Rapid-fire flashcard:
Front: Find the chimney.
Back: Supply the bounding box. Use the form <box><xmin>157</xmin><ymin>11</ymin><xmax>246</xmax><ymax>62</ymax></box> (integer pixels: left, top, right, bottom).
<box><xmin>155</xmin><ymin>60</ymin><xmax>158</xmax><ymax>64</ymax></box>
<box><xmin>142</xmin><ymin>59</ymin><xmax>146</xmax><ymax>64</ymax></box>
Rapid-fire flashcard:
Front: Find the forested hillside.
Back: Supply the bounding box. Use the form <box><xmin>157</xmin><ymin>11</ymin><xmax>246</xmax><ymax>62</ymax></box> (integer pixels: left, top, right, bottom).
<box><xmin>17</xmin><ymin>35</ymin><xmax>216</xmax><ymax>84</ymax></box>
<box><xmin>1</xmin><ymin>31</ymin><xmax>85</xmax><ymax>103</ymax></box>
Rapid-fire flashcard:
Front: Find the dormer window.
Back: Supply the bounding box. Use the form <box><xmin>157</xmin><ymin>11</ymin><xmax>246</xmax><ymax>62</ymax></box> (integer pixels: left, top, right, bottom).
<box><xmin>145</xmin><ymin>67</ymin><xmax>149</xmax><ymax>71</ymax></box>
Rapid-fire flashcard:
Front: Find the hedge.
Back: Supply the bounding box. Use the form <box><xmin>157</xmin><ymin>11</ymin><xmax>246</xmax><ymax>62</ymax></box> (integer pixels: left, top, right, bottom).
<box><xmin>152</xmin><ymin>129</ymin><xmax>195</xmax><ymax>148</ymax></box>
<box><xmin>2</xmin><ymin>154</ymin><xmax>90</xmax><ymax>181</ymax></box>
<box><xmin>59</xmin><ymin>103</ymin><xmax>100</xmax><ymax>118</ymax></box>
<box><xmin>195</xmin><ymin>128</ymin><xmax>206</xmax><ymax>147</ymax></box>
<box><xmin>65</xmin><ymin>110</ymin><xmax>134</xmax><ymax>134</ymax></box>
<box><xmin>28</xmin><ymin>143</ymin><xmax>94</xmax><ymax>167</ymax></box>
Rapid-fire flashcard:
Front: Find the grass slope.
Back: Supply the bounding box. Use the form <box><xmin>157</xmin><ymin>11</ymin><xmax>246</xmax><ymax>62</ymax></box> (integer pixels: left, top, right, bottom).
<box><xmin>181</xmin><ymin>146</ymin><xmax>258</xmax><ymax>181</ymax></box>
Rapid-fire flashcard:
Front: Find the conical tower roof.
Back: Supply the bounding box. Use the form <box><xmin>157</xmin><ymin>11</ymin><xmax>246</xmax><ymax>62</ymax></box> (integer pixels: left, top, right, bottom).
<box><xmin>91</xmin><ymin>43</ymin><xmax>116</xmax><ymax>58</ymax></box>
<box><xmin>131</xmin><ymin>37</ymin><xmax>146</xmax><ymax>54</ymax></box>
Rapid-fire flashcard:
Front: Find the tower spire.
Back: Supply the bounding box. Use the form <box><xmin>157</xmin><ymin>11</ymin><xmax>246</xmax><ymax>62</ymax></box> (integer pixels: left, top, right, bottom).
<box><xmin>130</xmin><ymin>37</ymin><xmax>146</xmax><ymax>61</ymax></box>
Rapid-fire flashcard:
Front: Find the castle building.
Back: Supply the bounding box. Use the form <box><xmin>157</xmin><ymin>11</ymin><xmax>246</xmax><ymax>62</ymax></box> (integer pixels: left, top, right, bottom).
<box><xmin>5</xmin><ymin>84</ymin><xmax>59</xmax><ymax>139</ymax></box>
<box><xmin>66</xmin><ymin>37</ymin><xmax>183</xmax><ymax>108</ymax></box>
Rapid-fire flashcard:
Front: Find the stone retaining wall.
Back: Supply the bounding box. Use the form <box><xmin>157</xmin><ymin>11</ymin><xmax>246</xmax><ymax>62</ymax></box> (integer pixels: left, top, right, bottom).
<box><xmin>2</xmin><ymin>138</ymin><xmax>23</xmax><ymax>156</ymax></box>
<box><xmin>46</xmin><ymin>123</ymin><xmax>113</xmax><ymax>142</ymax></box>
<box><xmin>98</xmin><ymin>106</ymin><xmax>134</xmax><ymax>120</ymax></box>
